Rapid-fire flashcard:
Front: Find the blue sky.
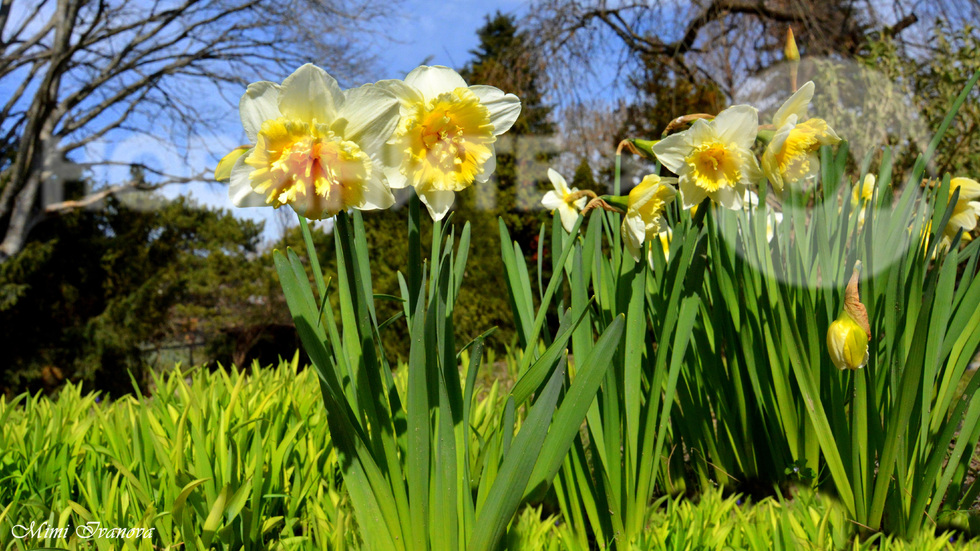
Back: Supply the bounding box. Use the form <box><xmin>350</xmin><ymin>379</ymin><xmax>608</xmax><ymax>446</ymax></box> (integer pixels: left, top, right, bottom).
<box><xmin>385</xmin><ymin>0</ymin><xmax>528</xmax><ymax>76</ymax></box>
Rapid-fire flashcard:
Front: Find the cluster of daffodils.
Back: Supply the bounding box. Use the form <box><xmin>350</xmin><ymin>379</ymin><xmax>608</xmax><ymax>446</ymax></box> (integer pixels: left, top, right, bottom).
<box><xmin>216</xmin><ymin>64</ymin><xmax>521</xmax><ymax>221</ymax></box>
<box><xmin>905</xmin><ymin>177</ymin><xmax>980</xmax><ymax>258</ymax></box>
<box><xmin>541</xmin><ymin>81</ymin><xmax>836</xmax><ymax>263</ymax></box>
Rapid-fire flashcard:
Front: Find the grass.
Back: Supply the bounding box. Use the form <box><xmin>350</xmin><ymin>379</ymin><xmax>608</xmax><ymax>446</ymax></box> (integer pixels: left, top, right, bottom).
<box><xmin>0</xmin><ymin>360</ymin><xmax>977</xmax><ymax>550</ymax></box>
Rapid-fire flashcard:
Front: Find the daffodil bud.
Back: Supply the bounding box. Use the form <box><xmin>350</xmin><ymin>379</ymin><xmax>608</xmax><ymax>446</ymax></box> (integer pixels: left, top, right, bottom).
<box><xmin>785</xmin><ymin>27</ymin><xmax>800</xmax><ymax>62</ymax></box>
<box><xmin>827</xmin><ymin>271</ymin><xmax>871</xmax><ymax>370</ymax></box>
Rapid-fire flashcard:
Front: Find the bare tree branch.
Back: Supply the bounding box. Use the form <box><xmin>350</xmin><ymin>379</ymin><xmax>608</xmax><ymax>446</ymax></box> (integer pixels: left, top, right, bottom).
<box><xmin>0</xmin><ymin>0</ymin><xmax>399</xmax><ymax>262</ymax></box>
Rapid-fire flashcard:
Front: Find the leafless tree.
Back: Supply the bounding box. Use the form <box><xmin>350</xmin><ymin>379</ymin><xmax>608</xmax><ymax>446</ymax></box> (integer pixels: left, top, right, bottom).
<box><xmin>0</xmin><ymin>0</ymin><xmax>395</xmax><ymax>261</ymax></box>
<box><xmin>523</xmin><ymin>0</ymin><xmax>980</xmax><ymax>178</ymax></box>
<box><xmin>527</xmin><ymin>0</ymin><xmax>940</xmax><ymax>102</ymax></box>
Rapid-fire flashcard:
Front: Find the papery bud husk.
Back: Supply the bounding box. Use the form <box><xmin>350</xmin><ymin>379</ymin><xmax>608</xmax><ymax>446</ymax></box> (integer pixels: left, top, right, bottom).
<box><xmin>843</xmin><ymin>269</ymin><xmax>871</xmax><ymax>339</ymax></box>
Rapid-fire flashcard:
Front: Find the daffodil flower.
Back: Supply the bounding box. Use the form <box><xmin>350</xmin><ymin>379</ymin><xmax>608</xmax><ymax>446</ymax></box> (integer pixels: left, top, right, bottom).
<box><xmin>852</xmin><ymin>174</ymin><xmax>876</xmax><ymax>206</ymax></box>
<box><xmin>621</xmin><ymin>174</ymin><xmax>677</xmax><ymax>261</ymax></box>
<box><xmin>761</xmin><ymin>81</ymin><xmax>841</xmax><ymax>192</ymax></box>
<box><xmin>852</xmin><ymin>174</ymin><xmax>876</xmax><ymax>229</ymax></box>
<box><xmin>827</xmin><ymin>271</ymin><xmax>870</xmax><ymax>371</ymax></box>
<box><xmin>380</xmin><ymin>66</ymin><xmax>521</xmax><ymax>220</ymax></box>
<box><xmin>652</xmin><ymin>105</ymin><xmax>762</xmax><ymax>210</ymax></box>
<box><xmin>541</xmin><ymin>168</ymin><xmax>588</xmax><ymax>232</ymax></box>
<box><xmin>945</xmin><ymin>177</ymin><xmax>980</xmax><ymax>238</ymax></box>
<box><xmin>224</xmin><ymin>64</ymin><xmax>400</xmax><ymax>220</ymax></box>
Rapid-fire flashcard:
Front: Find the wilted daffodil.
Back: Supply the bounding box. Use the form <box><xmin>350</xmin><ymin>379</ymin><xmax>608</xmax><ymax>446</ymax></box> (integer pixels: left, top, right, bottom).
<box><xmin>621</xmin><ymin>174</ymin><xmax>677</xmax><ymax>261</ymax></box>
<box><xmin>222</xmin><ymin>64</ymin><xmax>399</xmax><ymax>220</ymax></box>
<box><xmin>653</xmin><ymin>105</ymin><xmax>762</xmax><ymax>210</ymax></box>
<box><xmin>380</xmin><ymin>66</ymin><xmax>521</xmax><ymax>220</ymax></box>
<box><xmin>762</xmin><ymin>81</ymin><xmax>841</xmax><ymax>192</ymax></box>
<box><xmin>827</xmin><ymin>271</ymin><xmax>871</xmax><ymax>371</ymax></box>
<box><xmin>541</xmin><ymin>168</ymin><xmax>588</xmax><ymax>232</ymax></box>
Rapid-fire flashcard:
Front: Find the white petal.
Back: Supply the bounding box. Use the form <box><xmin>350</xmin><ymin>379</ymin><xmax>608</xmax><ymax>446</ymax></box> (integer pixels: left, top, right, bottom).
<box><xmin>686</xmin><ymin>118</ymin><xmax>716</xmax><ymax>144</ymax></box>
<box><xmin>475</xmin><ymin>145</ymin><xmax>496</xmax><ymax>183</ymax></box>
<box><xmin>418</xmin><ymin>188</ymin><xmax>456</xmax><ymax>220</ymax></box>
<box><xmin>383</xmin><ymin>163</ymin><xmax>409</xmax><ymax>189</ymax></box>
<box><xmin>239</xmin><ymin>82</ymin><xmax>281</xmax><ymax>143</ymax></box>
<box><xmin>714</xmin><ymin>184</ymin><xmax>742</xmax><ymax>210</ymax></box>
<box><xmin>773</xmin><ymin>81</ymin><xmax>814</xmax><ymax>127</ymax></box>
<box><xmin>358</xmin><ymin>176</ymin><xmax>395</xmax><ymax>211</ymax></box>
<box><xmin>557</xmin><ymin>204</ymin><xmax>580</xmax><ymax>233</ymax></box>
<box><xmin>471</xmin><ymin>85</ymin><xmax>521</xmax><ymax>136</ymax></box>
<box><xmin>713</xmin><ymin>105</ymin><xmax>759</xmax><ymax>150</ymax></box>
<box><xmin>335</xmin><ymin>83</ymin><xmax>400</xmax><ymax>154</ymax></box>
<box><xmin>678</xmin><ymin>174</ymin><xmax>708</xmax><ymax>209</ymax></box>
<box><xmin>381</xmin><ymin>138</ymin><xmax>410</xmax><ymax>189</ymax></box>
<box><xmin>228</xmin><ymin>152</ymin><xmax>268</xmax><ymax>208</ymax></box>
<box><xmin>769</xmin><ymin>123</ymin><xmax>794</xmax><ymax>152</ymax></box>
<box><xmin>278</xmin><ymin>64</ymin><xmax>344</xmax><ymax>124</ymax></box>
<box><xmin>376</xmin><ymin>78</ymin><xmax>424</xmax><ymax>110</ymax></box>
<box><xmin>622</xmin><ymin>213</ymin><xmax>645</xmax><ymax>260</ymax></box>
<box><xmin>652</xmin><ymin>132</ymin><xmax>690</xmax><ymax>174</ymax></box>
<box><xmin>541</xmin><ymin>190</ymin><xmax>564</xmax><ymax>210</ymax></box>
<box><xmin>404</xmin><ymin>65</ymin><xmax>468</xmax><ymax>100</ymax></box>
<box><xmin>547</xmin><ymin>168</ymin><xmax>570</xmax><ymax>195</ymax></box>
<box><xmin>740</xmin><ymin>152</ymin><xmax>763</xmax><ymax>186</ymax></box>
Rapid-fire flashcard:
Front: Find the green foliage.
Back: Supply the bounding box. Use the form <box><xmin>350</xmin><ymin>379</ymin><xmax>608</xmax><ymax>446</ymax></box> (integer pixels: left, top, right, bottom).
<box><xmin>274</xmin><ymin>193</ymin><xmax>623</xmax><ymax>550</ymax></box>
<box><xmin>654</xmin><ymin>71</ymin><xmax>980</xmax><ymax>539</ymax></box>
<box><xmin>0</xmin><ymin>194</ymin><xmax>275</xmax><ymax>396</ymax></box>
<box><xmin>0</xmin><ymin>359</ymin><xmax>352</xmax><ymax>550</ymax></box>
<box><xmin>1</xmin><ymin>361</ymin><xmax>973</xmax><ymax>550</ymax></box>
<box><xmin>503</xmin><ymin>70</ymin><xmax>980</xmax><ymax>547</ymax></box>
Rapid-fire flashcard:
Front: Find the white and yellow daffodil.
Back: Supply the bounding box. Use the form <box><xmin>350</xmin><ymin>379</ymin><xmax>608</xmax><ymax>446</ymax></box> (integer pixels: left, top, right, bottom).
<box><xmin>380</xmin><ymin>66</ymin><xmax>521</xmax><ymax>220</ymax></box>
<box><xmin>652</xmin><ymin>105</ymin><xmax>762</xmax><ymax>210</ymax></box>
<box><xmin>541</xmin><ymin>168</ymin><xmax>588</xmax><ymax>232</ymax></box>
<box><xmin>621</xmin><ymin>174</ymin><xmax>677</xmax><ymax>261</ymax></box>
<box><xmin>762</xmin><ymin>81</ymin><xmax>841</xmax><ymax>192</ymax></box>
<box><xmin>223</xmin><ymin>64</ymin><xmax>399</xmax><ymax>220</ymax></box>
